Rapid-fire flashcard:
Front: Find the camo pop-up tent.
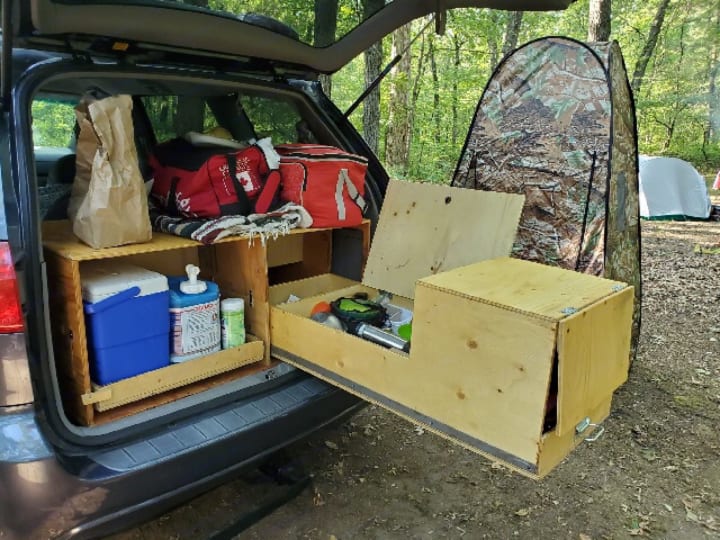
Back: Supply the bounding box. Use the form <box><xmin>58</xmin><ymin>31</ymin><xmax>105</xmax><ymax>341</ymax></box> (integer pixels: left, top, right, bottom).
<box><xmin>452</xmin><ymin>37</ymin><xmax>641</xmax><ymax>357</ymax></box>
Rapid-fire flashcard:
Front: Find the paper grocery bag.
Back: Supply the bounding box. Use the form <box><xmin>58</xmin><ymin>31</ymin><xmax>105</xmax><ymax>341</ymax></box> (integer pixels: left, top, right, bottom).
<box><xmin>68</xmin><ymin>95</ymin><xmax>152</xmax><ymax>249</ymax></box>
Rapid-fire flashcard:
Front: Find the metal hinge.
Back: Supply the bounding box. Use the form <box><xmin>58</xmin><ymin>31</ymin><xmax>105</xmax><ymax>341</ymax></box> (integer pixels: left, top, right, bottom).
<box><xmin>575</xmin><ymin>417</ymin><xmax>605</xmax><ymax>442</ymax></box>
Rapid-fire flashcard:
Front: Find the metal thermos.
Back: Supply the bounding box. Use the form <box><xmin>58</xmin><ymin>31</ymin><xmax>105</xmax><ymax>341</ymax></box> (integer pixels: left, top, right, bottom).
<box><xmin>355</xmin><ymin>323</ymin><xmax>410</xmax><ymax>353</ymax></box>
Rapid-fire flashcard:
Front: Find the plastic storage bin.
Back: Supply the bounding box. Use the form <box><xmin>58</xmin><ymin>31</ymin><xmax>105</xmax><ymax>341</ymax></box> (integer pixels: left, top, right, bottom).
<box><xmin>82</xmin><ymin>262</ymin><xmax>170</xmax><ymax>385</ymax></box>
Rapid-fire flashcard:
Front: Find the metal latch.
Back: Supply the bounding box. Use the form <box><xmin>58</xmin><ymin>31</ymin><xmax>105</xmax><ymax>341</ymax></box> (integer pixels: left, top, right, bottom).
<box><xmin>575</xmin><ymin>417</ymin><xmax>605</xmax><ymax>442</ymax></box>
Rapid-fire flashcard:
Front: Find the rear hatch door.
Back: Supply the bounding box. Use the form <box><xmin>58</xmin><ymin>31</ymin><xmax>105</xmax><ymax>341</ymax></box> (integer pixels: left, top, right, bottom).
<box><xmin>18</xmin><ymin>0</ymin><xmax>575</xmax><ymax>73</ymax></box>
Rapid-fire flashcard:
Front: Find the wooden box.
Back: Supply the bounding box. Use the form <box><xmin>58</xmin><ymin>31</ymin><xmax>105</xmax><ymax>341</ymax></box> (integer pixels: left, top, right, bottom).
<box><xmin>271</xmin><ymin>180</ymin><xmax>634</xmax><ymax>478</ymax></box>
<box><xmin>42</xmin><ymin>221</ymin><xmax>274</xmax><ymax>426</ymax></box>
<box><xmin>43</xmin><ymin>218</ymin><xmax>371</xmax><ymax>426</ymax></box>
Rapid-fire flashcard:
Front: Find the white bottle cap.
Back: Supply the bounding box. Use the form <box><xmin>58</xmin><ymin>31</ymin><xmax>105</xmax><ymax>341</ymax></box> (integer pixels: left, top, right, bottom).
<box><xmin>179</xmin><ymin>264</ymin><xmax>207</xmax><ymax>294</ymax></box>
<box><xmin>221</xmin><ymin>298</ymin><xmax>244</xmax><ymax>312</ymax></box>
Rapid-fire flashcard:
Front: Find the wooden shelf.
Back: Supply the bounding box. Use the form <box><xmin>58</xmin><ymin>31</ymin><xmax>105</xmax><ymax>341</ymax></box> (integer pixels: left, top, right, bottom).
<box><xmin>81</xmin><ymin>336</ymin><xmax>264</xmax><ymax>412</ymax></box>
<box><xmin>42</xmin><ymin>219</ymin><xmax>370</xmax><ymax>261</ymax></box>
<box><xmin>42</xmin><ymin>220</ymin><xmax>201</xmax><ymax>261</ymax></box>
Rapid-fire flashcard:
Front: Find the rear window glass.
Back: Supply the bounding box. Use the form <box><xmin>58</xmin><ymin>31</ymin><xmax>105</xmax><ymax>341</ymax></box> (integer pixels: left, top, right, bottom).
<box><xmin>31</xmin><ymin>99</ymin><xmax>76</xmax><ymax>148</ymax></box>
<box><xmin>143</xmin><ymin>95</ymin><xmax>305</xmax><ymax>145</ymax></box>
<box><xmin>142</xmin><ymin>96</ymin><xmax>216</xmax><ymax>142</ymax></box>
<box><xmin>238</xmin><ymin>95</ymin><xmax>302</xmax><ymax>144</ymax></box>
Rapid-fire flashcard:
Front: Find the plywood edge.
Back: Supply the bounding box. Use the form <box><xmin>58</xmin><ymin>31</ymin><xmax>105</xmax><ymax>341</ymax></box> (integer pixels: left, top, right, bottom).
<box><xmin>556</xmin><ymin>287</ymin><xmax>634</xmax><ymax>435</ymax></box>
<box><xmin>272</xmin><ymin>345</ymin><xmax>541</xmax><ymax>479</ymax></box>
<box><xmin>269</xmin><ymin>274</ymin><xmax>359</xmax><ymax>306</ymax></box>
<box><xmin>415</xmin><ymin>278</ymin><xmax>559</xmax><ymax>327</ymax></box>
<box><xmin>82</xmin><ymin>336</ymin><xmax>264</xmax><ymax>411</ymax></box>
<box><xmin>537</xmin><ymin>396</ymin><xmax>613</xmax><ymax>478</ymax></box>
<box><xmin>273</xmin><ymin>284</ymin><xmax>377</xmax><ymax>314</ymax></box>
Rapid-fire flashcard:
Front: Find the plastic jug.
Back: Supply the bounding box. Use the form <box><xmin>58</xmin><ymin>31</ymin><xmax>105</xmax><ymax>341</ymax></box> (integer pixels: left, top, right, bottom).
<box><xmin>168</xmin><ymin>264</ymin><xmax>221</xmax><ymax>362</ymax></box>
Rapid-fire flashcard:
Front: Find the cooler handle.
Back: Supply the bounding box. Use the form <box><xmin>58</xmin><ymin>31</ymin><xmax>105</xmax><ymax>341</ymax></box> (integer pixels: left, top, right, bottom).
<box><xmin>84</xmin><ymin>286</ymin><xmax>141</xmax><ymax>315</ymax></box>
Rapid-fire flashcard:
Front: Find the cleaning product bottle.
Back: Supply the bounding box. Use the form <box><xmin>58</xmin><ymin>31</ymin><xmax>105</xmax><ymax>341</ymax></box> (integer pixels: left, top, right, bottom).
<box><xmin>221</xmin><ymin>297</ymin><xmax>245</xmax><ymax>349</ymax></box>
<box><xmin>168</xmin><ymin>264</ymin><xmax>221</xmax><ymax>362</ymax></box>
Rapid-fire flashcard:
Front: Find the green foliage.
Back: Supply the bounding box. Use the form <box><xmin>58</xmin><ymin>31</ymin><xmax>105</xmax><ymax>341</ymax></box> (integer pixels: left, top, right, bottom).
<box><xmin>31</xmin><ymin>100</ymin><xmax>76</xmax><ymax>147</ymax></box>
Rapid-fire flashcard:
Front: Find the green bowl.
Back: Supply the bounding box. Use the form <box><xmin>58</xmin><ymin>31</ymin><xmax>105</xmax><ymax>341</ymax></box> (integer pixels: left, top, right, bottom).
<box><xmin>397</xmin><ymin>323</ymin><xmax>412</xmax><ymax>341</ymax></box>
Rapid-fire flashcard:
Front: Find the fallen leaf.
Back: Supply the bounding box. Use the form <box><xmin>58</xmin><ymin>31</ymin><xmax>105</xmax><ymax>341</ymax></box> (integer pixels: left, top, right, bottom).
<box><xmin>313</xmin><ymin>490</ymin><xmax>325</xmax><ymax>507</ymax></box>
<box><xmin>663</xmin><ymin>503</ymin><xmax>673</xmax><ymax>512</ymax></box>
<box><xmin>324</xmin><ymin>440</ymin><xmax>338</xmax><ymax>450</ymax></box>
<box><xmin>579</xmin><ymin>534</ymin><xmax>592</xmax><ymax>540</ymax></box>
<box><xmin>686</xmin><ymin>508</ymin><xmax>701</xmax><ymax>523</ymax></box>
<box><xmin>514</xmin><ymin>508</ymin><xmax>530</xmax><ymax>517</ymax></box>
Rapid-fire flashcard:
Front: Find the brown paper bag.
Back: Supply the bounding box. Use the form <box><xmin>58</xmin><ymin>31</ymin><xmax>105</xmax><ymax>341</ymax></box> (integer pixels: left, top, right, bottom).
<box><xmin>68</xmin><ymin>95</ymin><xmax>152</xmax><ymax>249</ymax></box>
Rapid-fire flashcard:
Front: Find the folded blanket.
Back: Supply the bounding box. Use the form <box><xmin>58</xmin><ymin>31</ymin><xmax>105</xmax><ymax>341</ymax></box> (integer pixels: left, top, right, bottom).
<box><xmin>151</xmin><ymin>202</ymin><xmax>313</xmax><ymax>244</ymax></box>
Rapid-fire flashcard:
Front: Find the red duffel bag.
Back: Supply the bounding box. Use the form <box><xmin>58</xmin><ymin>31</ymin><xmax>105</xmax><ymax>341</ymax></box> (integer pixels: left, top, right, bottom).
<box><xmin>276</xmin><ymin>144</ymin><xmax>367</xmax><ymax>227</ymax></box>
<box><xmin>149</xmin><ymin>137</ymin><xmax>281</xmax><ymax>218</ymax></box>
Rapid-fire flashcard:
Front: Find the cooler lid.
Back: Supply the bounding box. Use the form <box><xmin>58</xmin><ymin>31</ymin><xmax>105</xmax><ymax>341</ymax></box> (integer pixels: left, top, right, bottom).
<box><xmin>362</xmin><ymin>180</ymin><xmax>525</xmax><ymax>299</ymax></box>
<box><xmin>81</xmin><ymin>261</ymin><xmax>169</xmax><ymax>303</ymax></box>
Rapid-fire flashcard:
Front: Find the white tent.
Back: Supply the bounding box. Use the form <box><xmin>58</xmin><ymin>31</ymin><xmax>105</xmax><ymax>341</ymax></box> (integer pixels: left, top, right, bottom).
<box><xmin>639</xmin><ymin>155</ymin><xmax>712</xmax><ymax>219</ymax></box>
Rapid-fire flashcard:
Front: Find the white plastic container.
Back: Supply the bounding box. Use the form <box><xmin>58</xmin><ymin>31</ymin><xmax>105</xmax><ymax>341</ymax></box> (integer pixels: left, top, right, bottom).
<box><xmin>221</xmin><ymin>298</ymin><xmax>246</xmax><ymax>349</ymax></box>
<box><xmin>386</xmin><ymin>304</ymin><xmax>413</xmax><ymax>336</ymax></box>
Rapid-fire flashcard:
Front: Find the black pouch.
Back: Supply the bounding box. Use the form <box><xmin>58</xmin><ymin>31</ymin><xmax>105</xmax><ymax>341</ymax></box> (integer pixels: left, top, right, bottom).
<box><xmin>330</xmin><ymin>294</ymin><xmax>387</xmax><ymax>333</ymax></box>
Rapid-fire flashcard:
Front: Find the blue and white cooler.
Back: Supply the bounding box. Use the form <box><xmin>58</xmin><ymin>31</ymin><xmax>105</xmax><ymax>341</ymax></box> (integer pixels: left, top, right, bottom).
<box><xmin>81</xmin><ymin>262</ymin><xmax>171</xmax><ymax>385</ymax></box>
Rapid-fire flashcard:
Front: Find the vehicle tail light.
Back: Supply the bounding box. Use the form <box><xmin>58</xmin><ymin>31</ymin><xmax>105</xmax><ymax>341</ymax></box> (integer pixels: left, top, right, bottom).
<box><xmin>0</xmin><ymin>242</ymin><xmax>23</xmax><ymax>333</ymax></box>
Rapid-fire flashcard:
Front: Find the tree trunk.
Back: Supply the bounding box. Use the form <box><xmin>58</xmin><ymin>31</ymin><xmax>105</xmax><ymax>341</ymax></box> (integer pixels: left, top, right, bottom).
<box><xmin>314</xmin><ymin>0</ymin><xmax>338</xmax><ymax>97</ymax></box>
<box><xmin>708</xmin><ymin>3</ymin><xmax>720</xmax><ymax>143</ymax></box>
<box><xmin>501</xmin><ymin>11</ymin><xmax>524</xmax><ymax>57</ymax></box>
<box><xmin>385</xmin><ymin>23</ymin><xmax>412</xmax><ymax>174</ymax></box>
<box><xmin>588</xmin><ymin>0</ymin><xmax>611</xmax><ymax>42</ymax></box>
<box><xmin>631</xmin><ymin>0</ymin><xmax>671</xmax><ymax>96</ymax></box>
<box><xmin>174</xmin><ymin>96</ymin><xmax>205</xmax><ymax>136</ymax></box>
<box><xmin>362</xmin><ymin>0</ymin><xmax>384</xmax><ymax>155</ymax></box>
<box><xmin>451</xmin><ymin>33</ymin><xmax>463</xmax><ymax>147</ymax></box>
<box><xmin>429</xmin><ymin>34</ymin><xmax>441</xmax><ymax>146</ymax></box>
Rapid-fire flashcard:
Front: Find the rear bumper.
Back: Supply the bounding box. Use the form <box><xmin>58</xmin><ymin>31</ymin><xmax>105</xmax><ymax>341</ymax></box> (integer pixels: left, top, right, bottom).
<box><xmin>0</xmin><ymin>381</ymin><xmax>361</xmax><ymax>540</ymax></box>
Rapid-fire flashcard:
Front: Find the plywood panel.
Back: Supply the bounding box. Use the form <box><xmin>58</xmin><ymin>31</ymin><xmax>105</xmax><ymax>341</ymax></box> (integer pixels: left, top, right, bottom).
<box><xmin>266</xmin><ymin>235</ymin><xmax>304</xmax><ymax>268</ymax></box>
<box><xmin>210</xmin><ymin>239</ymin><xmax>271</xmax><ymax>362</ymax></box>
<box><xmin>537</xmin><ymin>396</ymin><xmax>612</xmax><ymax>478</ymax></box>
<box><xmin>272</xmin><ymin>285</ymin><xmax>555</xmax><ymax>465</ymax></box>
<box><xmin>123</xmin><ymin>247</ymin><xmax>200</xmax><ymax>277</ymax></box>
<box><xmin>556</xmin><ymin>287</ymin><xmax>633</xmax><ymax>435</ymax></box>
<box><xmin>82</xmin><ymin>337</ymin><xmax>264</xmax><ymax>411</ymax></box>
<box><xmin>411</xmin><ymin>282</ymin><xmax>556</xmax><ymax>463</ymax></box>
<box><xmin>363</xmin><ymin>180</ymin><xmax>524</xmax><ymax>298</ymax></box>
<box><xmin>268</xmin><ymin>274</ymin><xmax>359</xmax><ymax>306</ymax></box>
<box><xmin>420</xmin><ymin>257</ymin><xmax>629</xmax><ymax>322</ymax></box>
<box><xmin>45</xmin><ymin>252</ymin><xmax>93</xmax><ymax>425</ymax></box>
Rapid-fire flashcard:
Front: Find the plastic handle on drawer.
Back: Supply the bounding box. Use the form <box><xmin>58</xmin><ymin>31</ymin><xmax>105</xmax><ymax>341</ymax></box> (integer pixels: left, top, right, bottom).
<box><xmin>84</xmin><ymin>286</ymin><xmax>141</xmax><ymax>315</ymax></box>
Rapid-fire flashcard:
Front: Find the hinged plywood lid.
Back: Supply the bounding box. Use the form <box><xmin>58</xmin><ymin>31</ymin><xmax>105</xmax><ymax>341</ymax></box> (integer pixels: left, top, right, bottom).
<box><xmin>362</xmin><ymin>180</ymin><xmax>524</xmax><ymax>299</ymax></box>
<box><xmin>417</xmin><ymin>257</ymin><xmax>629</xmax><ymax>321</ymax></box>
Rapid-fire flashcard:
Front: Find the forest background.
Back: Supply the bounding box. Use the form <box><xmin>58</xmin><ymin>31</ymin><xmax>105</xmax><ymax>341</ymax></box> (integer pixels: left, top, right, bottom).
<box><xmin>328</xmin><ymin>0</ymin><xmax>720</xmax><ymax>183</ymax></box>
<box><xmin>31</xmin><ymin>0</ymin><xmax>720</xmax><ymax>185</ymax></box>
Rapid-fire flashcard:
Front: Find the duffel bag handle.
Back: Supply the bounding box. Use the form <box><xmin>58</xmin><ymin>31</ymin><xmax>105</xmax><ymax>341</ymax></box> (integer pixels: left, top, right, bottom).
<box><xmin>335</xmin><ymin>169</ymin><xmax>367</xmax><ymax>221</ymax></box>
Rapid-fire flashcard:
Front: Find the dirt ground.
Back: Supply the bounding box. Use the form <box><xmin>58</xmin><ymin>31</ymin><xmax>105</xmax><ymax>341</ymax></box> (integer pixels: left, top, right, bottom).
<box><xmin>112</xmin><ymin>211</ymin><xmax>720</xmax><ymax>540</ymax></box>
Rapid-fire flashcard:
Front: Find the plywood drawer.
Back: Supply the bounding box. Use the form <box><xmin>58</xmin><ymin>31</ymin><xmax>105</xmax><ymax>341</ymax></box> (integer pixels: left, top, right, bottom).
<box><xmin>271</xmin><ymin>258</ymin><xmax>633</xmax><ymax>478</ymax></box>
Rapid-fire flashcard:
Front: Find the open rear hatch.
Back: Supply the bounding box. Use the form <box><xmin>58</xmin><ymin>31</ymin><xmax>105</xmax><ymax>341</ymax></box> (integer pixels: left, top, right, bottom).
<box><xmin>16</xmin><ymin>0</ymin><xmax>575</xmax><ymax>73</ymax></box>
